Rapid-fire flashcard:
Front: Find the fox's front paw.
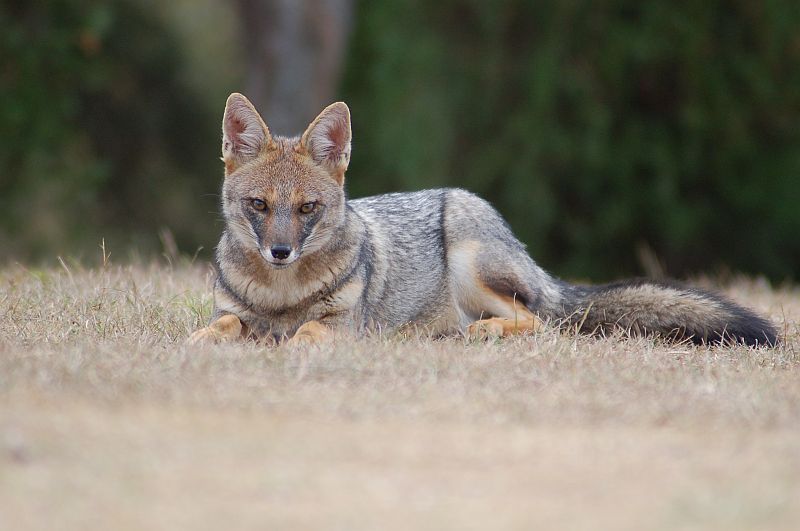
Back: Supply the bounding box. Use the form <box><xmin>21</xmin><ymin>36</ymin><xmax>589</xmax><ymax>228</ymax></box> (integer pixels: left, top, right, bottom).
<box><xmin>466</xmin><ymin>316</ymin><xmax>543</xmax><ymax>341</ymax></box>
<box><xmin>187</xmin><ymin>327</ymin><xmax>220</xmax><ymax>345</ymax></box>
<box><xmin>286</xmin><ymin>320</ymin><xmax>331</xmax><ymax>348</ymax></box>
<box><xmin>187</xmin><ymin>314</ymin><xmax>243</xmax><ymax>345</ymax></box>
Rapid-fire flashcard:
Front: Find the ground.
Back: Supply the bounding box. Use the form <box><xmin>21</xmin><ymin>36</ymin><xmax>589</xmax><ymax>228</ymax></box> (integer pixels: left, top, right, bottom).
<box><xmin>1</xmin><ymin>261</ymin><xmax>799</xmax><ymax>530</ymax></box>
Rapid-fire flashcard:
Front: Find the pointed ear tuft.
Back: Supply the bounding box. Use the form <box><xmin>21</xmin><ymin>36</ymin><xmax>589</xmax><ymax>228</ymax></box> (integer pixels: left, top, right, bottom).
<box><xmin>222</xmin><ymin>93</ymin><xmax>271</xmax><ymax>174</ymax></box>
<box><xmin>300</xmin><ymin>102</ymin><xmax>351</xmax><ymax>184</ymax></box>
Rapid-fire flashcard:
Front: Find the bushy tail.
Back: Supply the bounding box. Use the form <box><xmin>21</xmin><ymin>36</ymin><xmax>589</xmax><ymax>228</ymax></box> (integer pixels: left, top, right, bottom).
<box><xmin>560</xmin><ymin>279</ymin><xmax>778</xmax><ymax>347</ymax></box>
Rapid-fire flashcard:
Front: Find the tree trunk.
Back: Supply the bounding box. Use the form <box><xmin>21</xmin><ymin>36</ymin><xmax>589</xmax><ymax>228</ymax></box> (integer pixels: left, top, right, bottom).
<box><xmin>234</xmin><ymin>0</ymin><xmax>354</xmax><ymax>135</ymax></box>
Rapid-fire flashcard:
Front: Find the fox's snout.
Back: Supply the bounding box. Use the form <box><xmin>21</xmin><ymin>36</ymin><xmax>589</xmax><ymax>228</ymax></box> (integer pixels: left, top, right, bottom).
<box><xmin>269</xmin><ymin>244</ymin><xmax>292</xmax><ymax>260</ymax></box>
<box><xmin>259</xmin><ymin>241</ymin><xmax>297</xmax><ymax>267</ymax></box>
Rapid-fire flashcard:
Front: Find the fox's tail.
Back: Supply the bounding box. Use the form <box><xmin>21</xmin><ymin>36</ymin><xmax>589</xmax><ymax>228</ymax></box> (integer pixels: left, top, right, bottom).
<box><xmin>558</xmin><ymin>279</ymin><xmax>778</xmax><ymax>347</ymax></box>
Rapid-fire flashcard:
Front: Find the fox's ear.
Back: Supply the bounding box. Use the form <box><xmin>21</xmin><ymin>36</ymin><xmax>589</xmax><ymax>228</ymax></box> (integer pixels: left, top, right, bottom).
<box><xmin>299</xmin><ymin>102</ymin><xmax>351</xmax><ymax>185</ymax></box>
<box><xmin>222</xmin><ymin>93</ymin><xmax>272</xmax><ymax>175</ymax></box>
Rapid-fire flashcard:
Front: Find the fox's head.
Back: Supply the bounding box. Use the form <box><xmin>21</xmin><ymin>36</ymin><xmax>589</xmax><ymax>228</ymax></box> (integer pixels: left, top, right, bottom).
<box><xmin>219</xmin><ymin>93</ymin><xmax>351</xmax><ymax>268</ymax></box>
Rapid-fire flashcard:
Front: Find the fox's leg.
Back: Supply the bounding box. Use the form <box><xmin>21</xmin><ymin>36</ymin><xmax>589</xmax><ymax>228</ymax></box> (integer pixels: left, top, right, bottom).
<box><xmin>285</xmin><ymin>320</ymin><xmax>331</xmax><ymax>348</ymax></box>
<box><xmin>461</xmin><ymin>270</ymin><xmax>545</xmax><ymax>340</ymax></box>
<box><xmin>448</xmin><ymin>239</ymin><xmax>546</xmax><ymax>340</ymax></box>
<box><xmin>466</xmin><ymin>304</ymin><xmax>543</xmax><ymax>340</ymax></box>
<box><xmin>187</xmin><ymin>314</ymin><xmax>244</xmax><ymax>345</ymax></box>
<box><xmin>284</xmin><ymin>310</ymin><xmax>360</xmax><ymax>348</ymax></box>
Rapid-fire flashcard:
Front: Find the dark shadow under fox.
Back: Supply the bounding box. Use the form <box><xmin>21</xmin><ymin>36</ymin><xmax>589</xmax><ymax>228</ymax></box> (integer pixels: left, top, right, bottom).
<box><xmin>190</xmin><ymin>94</ymin><xmax>778</xmax><ymax>348</ymax></box>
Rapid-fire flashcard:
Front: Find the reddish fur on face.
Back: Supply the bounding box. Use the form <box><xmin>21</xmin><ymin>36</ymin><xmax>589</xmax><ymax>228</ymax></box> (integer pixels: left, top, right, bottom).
<box><xmin>224</xmin><ymin>159</ymin><xmax>237</xmax><ymax>175</ymax></box>
<box><xmin>223</xmin><ymin>135</ymin><xmax>346</xmax><ymax>259</ymax></box>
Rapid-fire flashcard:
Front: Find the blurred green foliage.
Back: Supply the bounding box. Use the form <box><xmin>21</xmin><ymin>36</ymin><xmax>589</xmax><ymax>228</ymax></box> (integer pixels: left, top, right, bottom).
<box><xmin>3</xmin><ymin>0</ymin><xmax>800</xmax><ymax>281</ymax></box>
<box><xmin>0</xmin><ymin>0</ymin><xmax>220</xmax><ymax>259</ymax></box>
<box><xmin>342</xmin><ymin>0</ymin><xmax>800</xmax><ymax>280</ymax></box>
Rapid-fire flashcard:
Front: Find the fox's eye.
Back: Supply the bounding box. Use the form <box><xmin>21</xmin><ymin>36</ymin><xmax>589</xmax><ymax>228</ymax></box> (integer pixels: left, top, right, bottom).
<box><xmin>299</xmin><ymin>202</ymin><xmax>316</xmax><ymax>214</ymax></box>
<box><xmin>251</xmin><ymin>199</ymin><xmax>267</xmax><ymax>211</ymax></box>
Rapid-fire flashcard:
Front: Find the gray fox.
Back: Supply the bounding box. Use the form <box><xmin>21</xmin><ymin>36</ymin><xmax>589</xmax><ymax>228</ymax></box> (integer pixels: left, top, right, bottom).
<box><xmin>189</xmin><ymin>93</ymin><xmax>777</xmax><ymax>347</ymax></box>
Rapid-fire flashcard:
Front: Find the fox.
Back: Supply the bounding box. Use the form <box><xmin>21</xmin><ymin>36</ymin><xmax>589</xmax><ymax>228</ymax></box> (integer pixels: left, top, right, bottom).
<box><xmin>188</xmin><ymin>93</ymin><xmax>778</xmax><ymax>348</ymax></box>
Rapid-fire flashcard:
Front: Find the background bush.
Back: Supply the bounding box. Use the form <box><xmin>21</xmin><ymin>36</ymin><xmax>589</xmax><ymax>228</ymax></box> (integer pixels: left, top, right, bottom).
<box><xmin>342</xmin><ymin>0</ymin><xmax>800</xmax><ymax>280</ymax></box>
<box><xmin>0</xmin><ymin>1</ymin><xmax>219</xmax><ymax>258</ymax></box>
<box><xmin>2</xmin><ymin>0</ymin><xmax>800</xmax><ymax>282</ymax></box>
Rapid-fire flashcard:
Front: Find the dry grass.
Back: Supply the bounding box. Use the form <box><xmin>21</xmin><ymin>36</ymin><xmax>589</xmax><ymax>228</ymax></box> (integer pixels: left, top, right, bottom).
<box><xmin>1</xmin><ymin>260</ymin><xmax>799</xmax><ymax>530</ymax></box>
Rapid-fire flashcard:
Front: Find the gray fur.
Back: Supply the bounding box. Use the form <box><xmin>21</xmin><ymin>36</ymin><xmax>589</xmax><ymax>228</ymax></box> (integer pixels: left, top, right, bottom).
<box><xmin>213</xmin><ymin>187</ymin><xmax>777</xmax><ymax>347</ymax></box>
<box><xmin>203</xmin><ymin>95</ymin><xmax>777</xmax><ymax>347</ymax></box>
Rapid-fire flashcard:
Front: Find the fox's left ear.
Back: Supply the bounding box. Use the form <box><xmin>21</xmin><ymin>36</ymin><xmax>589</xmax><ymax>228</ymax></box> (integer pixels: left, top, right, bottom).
<box><xmin>299</xmin><ymin>102</ymin><xmax>351</xmax><ymax>185</ymax></box>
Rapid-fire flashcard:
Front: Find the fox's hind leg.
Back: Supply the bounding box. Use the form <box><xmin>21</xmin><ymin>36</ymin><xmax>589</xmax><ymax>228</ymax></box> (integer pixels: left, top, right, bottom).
<box><xmin>442</xmin><ymin>190</ymin><xmax>564</xmax><ymax>340</ymax></box>
<box><xmin>464</xmin><ymin>287</ymin><xmax>543</xmax><ymax>340</ymax></box>
<box><xmin>449</xmin><ymin>240</ymin><xmax>545</xmax><ymax>340</ymax></box>
<box><xmin>187</xmin><ymin>314</ymin><xmax>244</xmax><ymax>345</ymax></box>
<box><xmin>466</xmin><ymin>314</ymin><xmax>542</xmax><ymax>340</ymax></box>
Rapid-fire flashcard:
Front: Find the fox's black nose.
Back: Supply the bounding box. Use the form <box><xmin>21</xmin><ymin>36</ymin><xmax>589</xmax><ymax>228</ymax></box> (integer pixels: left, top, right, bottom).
<box><xmin>270</xmin><ymin>245</ymin><xmax>292</xmax><ymax>260</ymax></box>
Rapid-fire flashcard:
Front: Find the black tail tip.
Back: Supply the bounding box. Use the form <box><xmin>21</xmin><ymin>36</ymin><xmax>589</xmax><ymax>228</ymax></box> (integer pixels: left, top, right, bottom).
<box><xmin>709</xmin><ymin>319</ymin><xmax>779</xmax><ymax>348</ymax></box>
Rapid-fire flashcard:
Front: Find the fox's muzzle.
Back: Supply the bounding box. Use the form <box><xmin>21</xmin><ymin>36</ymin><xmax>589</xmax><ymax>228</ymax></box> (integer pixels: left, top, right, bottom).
<box><xmin>270</xmin><ymin>244</ymin><xmax>292</xmax><ymax>260</ymax></box>
<box><xmin>260</xmin><ymin>243</ymin><xmax>297</xmax><ymax>267</ymax></box>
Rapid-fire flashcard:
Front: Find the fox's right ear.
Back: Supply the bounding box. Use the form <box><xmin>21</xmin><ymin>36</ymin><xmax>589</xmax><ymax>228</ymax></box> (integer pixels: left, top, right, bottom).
<box><xmin>221</xmin><ymin>93</ymin><xmax>272</xmax><ymax>175</ymax></box>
